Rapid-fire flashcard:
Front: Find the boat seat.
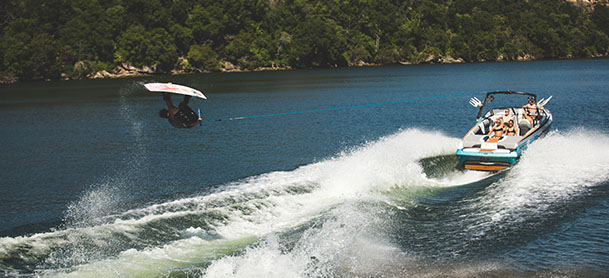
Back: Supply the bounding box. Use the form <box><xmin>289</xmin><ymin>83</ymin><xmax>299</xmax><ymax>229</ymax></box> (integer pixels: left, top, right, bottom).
<box><xmin>473</xmin><ymin>118</ymin><xmax>491</xmax><ymax>135</ymax></box>
<box><xmin>519</xmin><ymin>119</ymin><xmax>531</xmax><ymax>136</ymax></box>
<box><xmin>478</xmin><ymin>120</ymin><xmax>487</xmax><ymax>135</ymax></box>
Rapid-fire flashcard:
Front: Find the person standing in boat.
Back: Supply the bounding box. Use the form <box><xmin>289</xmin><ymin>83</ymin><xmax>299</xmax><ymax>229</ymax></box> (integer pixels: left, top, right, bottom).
<box><xmin>501</xmin><ymin>108</ymin><xmax>514</xmax><ymax>124</ymax></box>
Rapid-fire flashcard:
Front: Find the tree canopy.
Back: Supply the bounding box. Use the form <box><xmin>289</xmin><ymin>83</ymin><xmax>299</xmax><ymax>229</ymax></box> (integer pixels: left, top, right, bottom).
<box><xmin>1</xmin><ymin>0</ymin><xmax>608</xmax><ymax>82</ymax></box>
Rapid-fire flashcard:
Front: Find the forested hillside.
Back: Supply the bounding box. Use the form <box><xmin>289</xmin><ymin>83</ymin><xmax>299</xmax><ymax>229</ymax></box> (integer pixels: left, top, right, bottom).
<box><xmin>1</xmin><ymin>0</ymin><xmax>609</xmax><ymax>82</ymax></box>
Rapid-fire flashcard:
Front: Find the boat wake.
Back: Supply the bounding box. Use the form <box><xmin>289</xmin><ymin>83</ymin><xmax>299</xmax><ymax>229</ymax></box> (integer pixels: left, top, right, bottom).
<box><xmin>1</xmin><ymin>128</ymin><xmax>608</xmax><ymax>277</ymax></box>
<box><xmin>469</xmin><ymin>128</ymin><xmax>609</xmax><ymax>230</ymax></box>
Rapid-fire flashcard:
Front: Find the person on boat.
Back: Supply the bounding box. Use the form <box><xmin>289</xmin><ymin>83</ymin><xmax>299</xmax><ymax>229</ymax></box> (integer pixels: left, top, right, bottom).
<box><xmin>522</xmin><ymin>98</ymin><xmax>541</xmax><ymax>124</ymax></box>
<box><xmin>505</xmin><ymin>120</ymin><xmax>517</xmax><ymax>136</ymax></box>
<box><xmin>487</xmin><ymin>119</ymin><xmax>505</xmax><ymax>138</ymax></box>
<box><xmin>159</xmin><ymin>93</ymin><xmax>203</xmax><ymax>128</ymax></box>
<box><xmin>501</xmin><ymin>108</ymin><xmax>513</xmax><ymax>124</ymax></box>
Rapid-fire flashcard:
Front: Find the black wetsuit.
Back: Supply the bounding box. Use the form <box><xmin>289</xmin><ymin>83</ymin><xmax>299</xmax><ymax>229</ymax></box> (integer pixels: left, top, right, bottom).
<box><xmin>167</xmin><ymin>94</ymin><xmax>199</xmax><ymax>128</ymax></box>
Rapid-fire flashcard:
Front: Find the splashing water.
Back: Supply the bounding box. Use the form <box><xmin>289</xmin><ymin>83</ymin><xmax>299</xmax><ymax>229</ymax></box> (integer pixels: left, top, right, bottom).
<box><xmin>471</xmin><ymin>129</ymin><xmax>609</xmax><ymax>227</ymax></box>
<box><xmin>2</xmin><ymin>128</ymin><xmax>609</xmax><ymax>277</ymax></box>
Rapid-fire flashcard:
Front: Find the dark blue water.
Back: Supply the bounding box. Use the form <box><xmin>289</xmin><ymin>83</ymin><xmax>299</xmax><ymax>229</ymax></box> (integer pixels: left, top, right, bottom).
<box><xmin>1</xmin><ymin>59</ymin><xmax>608</xmax><ymax>277</ymax></box>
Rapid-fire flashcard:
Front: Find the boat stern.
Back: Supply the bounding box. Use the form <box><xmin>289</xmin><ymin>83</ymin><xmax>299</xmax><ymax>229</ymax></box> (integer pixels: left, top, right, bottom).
<box><xmin>456</xmin><ymin>148</ymin><xmax>519</xmax><ymax>171</ymax></box>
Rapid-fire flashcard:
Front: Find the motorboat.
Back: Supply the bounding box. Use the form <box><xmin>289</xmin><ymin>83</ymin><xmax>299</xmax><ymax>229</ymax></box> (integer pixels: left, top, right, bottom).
<box><xmin>456</xmin><ymin>91</ymin><xmax>553</xmax><ymax>171</ymax></box>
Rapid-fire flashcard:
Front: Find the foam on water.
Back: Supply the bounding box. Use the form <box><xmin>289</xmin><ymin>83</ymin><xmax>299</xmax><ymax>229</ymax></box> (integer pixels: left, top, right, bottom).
<box><xmin>461</xmin><ymin>129</ymin><xmax>609</xmax><ymax>243</ymax></box>
<box><xmin>201</xmin><ymin>129</ymin><xmax>609</xmax><ymax>277</ymax></box>
<box><xmin>3</xmin><ymin>128</ymin><xmax>608</xmax><ymax>277</ymax></box>
<box><xmin>203</xmin><ymin>203</ymin><xmax>407</xmax><ymax>278</ymax></box>
<box><xmin>0</xmin><ymin>129</ymin><xmax>458</xmax><ymax>277</ymax></box>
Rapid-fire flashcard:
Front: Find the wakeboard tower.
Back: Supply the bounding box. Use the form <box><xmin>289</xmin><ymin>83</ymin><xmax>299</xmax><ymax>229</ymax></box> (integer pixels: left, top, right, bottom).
<box><xmin>456</xmin><ymin>91</ymin><xmax>553</xmax><ymax>171</ymax></box>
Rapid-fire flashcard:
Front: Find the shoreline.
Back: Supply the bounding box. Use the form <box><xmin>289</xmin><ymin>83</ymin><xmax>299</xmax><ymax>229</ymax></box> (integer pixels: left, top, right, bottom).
<box><xmin>1</xmin><ymin>55</ymin><xmax>607</xmax><ymax>85</ymax></box>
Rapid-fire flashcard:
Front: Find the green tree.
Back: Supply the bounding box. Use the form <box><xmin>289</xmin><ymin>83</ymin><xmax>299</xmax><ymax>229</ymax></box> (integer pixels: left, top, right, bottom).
<box><xmin>592</xmin><ymin>4</ymin><xmax>609</xmax><ymax>38</ymax></box>
<box><xmin>170</xmin><ymin>23</ymin><xmax>194</xmax><ymax>56</ymax></box>
<box><xmin>188</xmin><ymin>44</ymin><xmax>219</xmax><ymax>70</ymax></box>
<box><xmin>2</xmin><ymin>0</ymin><xmax>609</xmax><ymax>82</ymax></box>
<box><xmin>148</xmin><ymin>28</ymin><xmax>179</xmax><ymax>72</ymax></box>
<box><xmin>3</xmin><ymin>31</ymin><xmax>61</xmax><ymax>80</ymax></box>
<box><xmin>105</xmin><ymin>5</ymin><xmax>127</xmax><ymax>39</ymax></box>
<box><xmin>343</xmin><ymin>32</ymin><xmax>375</xmax><ymax>66</ymax></box>
<box><xmin>290</xmin><ymin>16</ymin><xmax>348</xmax><ymax>67</ymax></box>
<box><xmin>116</xmin><ymin>25</ymin><xmax>178</xmax><ymax>72</ymax></box>
<box><xmin>187</xmin><ymin>4</ymin><xmax>227</xmax><ymax>46</ymax></box>
<box><xmin>59</xmin><ymin>0</ymin><xmax>114</xmax><ymax>63</ymax></box>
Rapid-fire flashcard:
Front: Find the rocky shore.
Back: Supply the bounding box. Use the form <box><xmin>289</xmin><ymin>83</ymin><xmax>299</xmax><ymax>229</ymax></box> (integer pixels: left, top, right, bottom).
<box><xmin>1</xmin><ymin>54</ymin><xmax>605</xmax><ymax>84</ymax></box>
<box><xmin>76</xmin><ymin>55</ymin><xmax>540</xmax><ymax>81</ymax></box>
<box><xmin>0</xmin><ymin>71</ymin><xmax>17</xmax><ymax>84</ymax></box>
<box><xmin>82</xmin><ymin>54</ymin><xmax>544</xmax><ymax>81</ymax></box>
<box><xmin>84</xmin><ymin>61</ymin><xmax>294</xmax><ymax>81</ymax></box>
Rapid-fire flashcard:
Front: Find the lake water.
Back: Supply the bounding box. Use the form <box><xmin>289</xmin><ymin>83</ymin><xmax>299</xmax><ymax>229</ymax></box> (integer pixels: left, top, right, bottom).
<box><xmin>1</xmin><ymin>59</ymin><xmax>609</xmax><ymax>277</ymax></box>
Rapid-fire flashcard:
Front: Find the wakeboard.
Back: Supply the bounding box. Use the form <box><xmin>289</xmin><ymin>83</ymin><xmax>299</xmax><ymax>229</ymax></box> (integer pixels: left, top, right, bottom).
<box><xmin>144</xmin><ymin>83</ymin><xmax>207</xmax><ymax>99</ymax></box>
